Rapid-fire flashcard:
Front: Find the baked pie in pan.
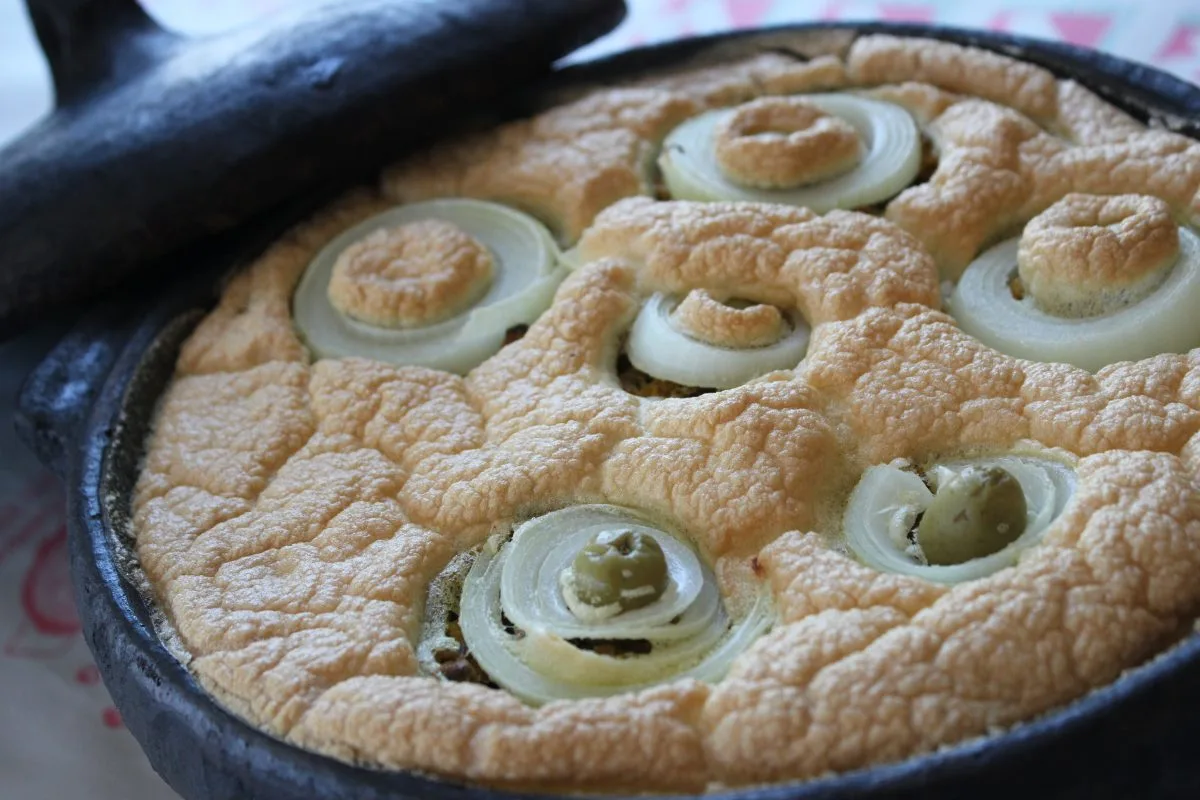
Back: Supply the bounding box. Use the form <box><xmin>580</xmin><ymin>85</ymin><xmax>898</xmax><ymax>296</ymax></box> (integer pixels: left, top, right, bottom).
<box><xmin>131</xmin><ymin>35</ymin><xmax>1200</xmax><ymax>793</ymax></box>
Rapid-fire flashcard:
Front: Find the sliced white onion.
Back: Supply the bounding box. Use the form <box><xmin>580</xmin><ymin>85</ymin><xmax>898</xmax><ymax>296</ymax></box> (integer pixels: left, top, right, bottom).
<box><xmin>626</xmin><ymin>293</ymin><xmax>810</xmax><ymax>389</ymax></box>
<box><xmin>950</xmin><ymin>227</ymin><xmax>1200</xmax><ymax>372</ymax></box>
<box><xmin>293</xmin><ymin>199</ymin><xmax>564</xmax><ymax>374</ymax></box>
<box><xmin>844</xmin><ymin>454</ymin><xmax>1076</xmax><ymax>584</ymax></box>
<box><xmin>523</xmin><ymin>584</ymin><xmax>775</xmax><ymax>689</ymax></box>
<box><xmin>659</xmin><ymin>94</ymin><xmax>921</xmax><ymax>211</ymax></box>
<box><xmin>458</xmin><ymin>505</ymin><xmax>775</xmax><ymax>705</ymax></box>
<box><xmin>460</xmin><ymin>543</ymin><xmax>593</xmax><ymax>704</ymax></box>
<box><xmin>515</xmin><ymin>608</ymin><xmax>729</xmax><ymax>687</ymax></box>
<box><xmin>500</xmin><ymin>505</ymin><xmax>712</xmax><ymax>642</ymax></box>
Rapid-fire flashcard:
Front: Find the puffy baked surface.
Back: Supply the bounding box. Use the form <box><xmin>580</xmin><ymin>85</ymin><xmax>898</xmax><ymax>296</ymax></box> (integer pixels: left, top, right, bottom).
<box><xmin>133</xmin><ymin>35</ymin><xmax>1200</xmax><ymax>793</ymax></box>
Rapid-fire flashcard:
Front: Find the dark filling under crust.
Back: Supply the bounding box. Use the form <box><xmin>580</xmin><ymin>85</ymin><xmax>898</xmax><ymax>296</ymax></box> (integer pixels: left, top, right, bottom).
<box><xmin>419</xmin><ymin>539</ymin><xmax>661</xmax><ymax>689</ymax></box>
<box><xmin>915</xmin><ymin>132</ymin><xmax>938</xmax><ymax>185</ymax></box>
<box><xmin>1008</xmin><ymin>272</ymin><xmax>1026</xmax><ymax>301</ymax></box>
<box><xmin>617</xmin><ymin>354</ymin><xmax>716</xmax><ymax>399</ymax></box>
<box><xmin>419</xmin><ymin>550</ymin><xmax>496</xmax><ymax>686</ymax></box>
<box><xmin>568</xmin><ymin>637</ymin><xmax>654</xmax><ymax>657</ymax></box>
<box><xmin>503</xmin><ymin>324</ymin><xmax>529</xmax><ymax>346</ymax></box>
<box><xmin>430</xmin><ymin>611</ymin><xmax>494</xmax><ymax>684</ymax></box>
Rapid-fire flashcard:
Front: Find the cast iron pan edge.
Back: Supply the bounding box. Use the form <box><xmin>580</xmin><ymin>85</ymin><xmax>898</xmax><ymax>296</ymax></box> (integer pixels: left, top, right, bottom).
<box><xmin>20</xmin><ymin>21</ymin><xmax>1200</xmax><ymax>800</ymax></box>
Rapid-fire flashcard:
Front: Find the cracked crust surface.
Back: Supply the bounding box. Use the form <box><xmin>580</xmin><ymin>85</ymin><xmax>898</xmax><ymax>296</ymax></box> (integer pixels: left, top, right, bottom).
<box><xmin>381</xmin><ymin>54</ymin><xmax>848</xmax><ymax>243</ymax></box>
<box><xmin>134</xmin><ymin>35</ymin><xmax>1200</xmax><ymax>794</ymax></box>
<box><xmin>383</xmin><ymin>34</ymin><xmax>1200</xmax><ymax>278</ymax></box>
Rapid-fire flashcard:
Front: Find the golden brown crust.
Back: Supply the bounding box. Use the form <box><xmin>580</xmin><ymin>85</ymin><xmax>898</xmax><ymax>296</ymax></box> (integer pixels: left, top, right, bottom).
<box><xmin>884</xmin><ymin>101</ymin><xmax>1200</xmax><ymax>276</ymax></box>
<box><xmin>708</xmin><ymin>452</ymin><xmax>1199</xmax><ymax>781</ymax></box>
<box><xmin>628</xmin><ymin>52</ymin><xmax>849</xmax><ymax>109</ymax></box>
<box><xmin>382</xmin><ymin>55</ymin><xmax>847</xmax><ymax>244</ymax></box>
<box><xmin>132</xmin><ymin>36</ymin><xmax>1200</xmax><ymax>794</ymax></box>
<box><xmin>714</xmin><ymin>97</ymin><xmax>861</xmax><ymax>188</ymax></box>
<box><xmin>847</xmin><ymin>34</ymin><xmax>1059</xmax><ymax>121</ymax></box>
<box><xmin>1054</xmin><ymin>80</ymin><xmax>1145</xmax><ymax>145</ymax></box>
<box><xmin>576</xmin><ymin>198</ymin><xmax>941</xmax><ymax>323</ymax></box>
<box><xmin>382</xmin><ymin>88</ymin><xmax>699</xmax><ymax>243</ymax></box>
<box><xmin>860</xmin><ymin>80</ymin><xmax>960</xmax><ymax>123</ymax></box>
<box><xmin>292</xmin><ymin>678</ymin><xmax>711</xmax><ymax>792</ymax></box>
<box><xmin>179</xmin><ymin>192</ymin><xmax>393</xmax><ymax>375</ymax></box>
<box><xmin>133</xmin><ymin>196</ymin><xmax>941</xmax><ymax>788</ymax></box>
<box><xmin>327</xmin><ymin>219</ymin><xmax>494</xmax><ymax>327</ymax></box>
<box><xmin>804</xmin><ymin>304</ymin><xmax>1200</xmax><ymax>462</ymax></box>
<box><xmin>383</xmin><ymin>38</ymin><xmax>1200</xmax><ymax>277</ymax></box>
<box><xmin>672</xmin><ymin>289</ymin><xmax>786</xmax><ymax>348</ymax></box>
<box><xmin>1017</xmin><ymin>193</ymin><xmax>1179</xmax><ymax>316</ymax></box>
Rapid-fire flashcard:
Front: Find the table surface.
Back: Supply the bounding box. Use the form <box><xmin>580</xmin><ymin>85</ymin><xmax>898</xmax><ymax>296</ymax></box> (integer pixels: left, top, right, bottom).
<box><xmin>2</xmin><ymin>0</ymin><xmax>1198</xmax><ymax>797</ymax></box>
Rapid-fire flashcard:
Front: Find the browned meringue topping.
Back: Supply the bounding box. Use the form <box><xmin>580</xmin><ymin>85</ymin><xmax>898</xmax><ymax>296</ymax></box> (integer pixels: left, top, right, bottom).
<box><xmin>712</xmin><ymin>97</ymin><xmax>862</xmax><ymax>189</ymax></box>
<box><xmin>382</xmin><ymin>55</ymin><xmax>849</xmax><ymax>243</ymax></box>
<box><xmin>880</xmin><ymin>97</ymin><xmax>1200</xmax><ymax>276</ymax></box>
<box><xmin>671</xmin><ymin>289</ymin><xmax>787</xmax><ymax>348</ymax></box>
<box><xmin>327</xmin><ymin>219</ymin><xmax>494</xmax><ymax>328</ymax></box>
<box><xmin>1018</xmin><ymin>193</ymin><xmax>1180</xmax><ymax>317</ymax></box>
<box><xmin>847</xmin><ymin>34</ymin><xmax>1059</xmax><ymax>121</ymax></box>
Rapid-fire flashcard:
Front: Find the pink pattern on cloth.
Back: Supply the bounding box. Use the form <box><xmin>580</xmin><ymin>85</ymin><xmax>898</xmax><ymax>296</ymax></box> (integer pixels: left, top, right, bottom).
<box><xmin>0</xmin><ymin>477</ymin><xmax>60</xmax><ymax>566</ymax></box>
<box><xmin>4</xmin><ymin>525</ymin><xmax>80</xmax><ymax>660</ymax></box>
<box><xmin>102</xmin><ymin>707</ymin><xmax>124</xmax><ymax>729</ymax></box>
<box><xmin>21</xmin><ymin>526</ymin><xmax>77</xmax><ymax>636</ymax></box>
<box><xmin>1049</xmin><ymin>12</ymin><xmax>1114</xmax><ymax>48</ymax></box>
<box><xmin>723</xmin><ymin>0</ymin><xmax>774</xmax><ymax>27</ymax></box>
<box><xmin>819</xmin><ymin>1</ymin><xmax>847</xmax><ymax>20</ymax></box>
<box><xmin>76</xmin><ymin>665</ymin><xmax>101</xmax><ymax>686</ymax></box>
<box><xmin>988</xmin><ymin>11</ymin><xmax>1014</xmax><ymax>32</ymax></box>
<box><xmin>879</xmin><ymin>4</ymin><xmax>935</xmax><ymax>23</ymax></box>
<box><xmin>1157</xmin><ymin>24</ymin><xmax>1200</xmax><ymax>59</ymax></box>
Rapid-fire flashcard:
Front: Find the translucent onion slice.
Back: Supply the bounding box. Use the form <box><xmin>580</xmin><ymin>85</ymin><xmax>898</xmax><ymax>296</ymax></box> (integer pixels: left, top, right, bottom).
<box><xmin>858</xmin><ymin>466</ymin><xmax>934</xmax><ymax>553</ymax></box>
<box><xmin>659</xmin><ymin>94</ymin><xmax>921</xmax><ymax>211</ymax></box>
<box><xmin>515</xmin><ymin>606</ymin><xmax>729</xmax><ymax>687</ymax></box>
<box><xmin>626</xmin><ymin>293</ymin><xmax>810</xmax><ymax>389</ymax></box>
<box><xmin>500</xmin><ymin>505</ymin><xmax>713</xmax><ymax>642</ymax></box>
<box><xmin>844</xmin><ymin>455</ymin><xmax>1076</xmax><ymax>584</ymax></box>
<box><xmin>950</xmin><ymin>227</ymin><xmax>1200</xmax><ymax>372</ymax></box>
<box><xmin>293</xmin><ymin>199</ymin><xmax>564</xmax><ymax>373</ymax></box>
<box><xmin>459</xmin><ymin>511</ymin><xmax>775</xmax><ymax>705</ymax></box>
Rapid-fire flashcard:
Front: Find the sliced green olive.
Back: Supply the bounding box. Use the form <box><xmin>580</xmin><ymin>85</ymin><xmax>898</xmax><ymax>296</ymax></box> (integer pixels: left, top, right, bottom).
<box><xmin>917</xmin><ymin>466</ymin><xmax>1027</xmax><ymax>565</ymax></box>
<box><xmin>567</xmin><ymin>529</ymin><xmax>668</xmax><ymax>612</ymax></box>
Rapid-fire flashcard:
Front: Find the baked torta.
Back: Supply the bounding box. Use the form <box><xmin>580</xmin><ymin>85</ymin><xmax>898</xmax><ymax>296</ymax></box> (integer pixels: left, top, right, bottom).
<box><xmin>132</xmin><ymin>34</ymin><xmax>1200</xmax><ymax>793</ymax></box>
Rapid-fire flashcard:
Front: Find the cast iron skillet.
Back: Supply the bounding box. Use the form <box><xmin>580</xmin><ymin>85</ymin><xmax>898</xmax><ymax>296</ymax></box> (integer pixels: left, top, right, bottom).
<box><xmin>16</xmin><ymin>21</ymin><xmax>1200</xmax><ymax>800</ymax></box>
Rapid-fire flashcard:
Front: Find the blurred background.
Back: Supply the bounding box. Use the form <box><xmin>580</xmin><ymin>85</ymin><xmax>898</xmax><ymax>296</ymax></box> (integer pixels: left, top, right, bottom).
<box><xmin>1</xmin><ymin>0</ymin><xmax>1198</xmax><ymax>798</ymax></box>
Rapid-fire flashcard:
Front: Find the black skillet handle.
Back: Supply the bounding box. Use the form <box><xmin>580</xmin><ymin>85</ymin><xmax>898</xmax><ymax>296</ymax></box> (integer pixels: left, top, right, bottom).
<box><xmin>14</xmin><ymin>300</ymin><xmax>141</xmax><ymax>479</ymax></box>
<box><xmin>25</xmin><ymin>0</ymin><xmax>176</xmax><ymax>104</ymax></box>
<box><xmin>0</xmin><ymin>0</ymin><xmax>627</xmax><ymax>341</ymax></box>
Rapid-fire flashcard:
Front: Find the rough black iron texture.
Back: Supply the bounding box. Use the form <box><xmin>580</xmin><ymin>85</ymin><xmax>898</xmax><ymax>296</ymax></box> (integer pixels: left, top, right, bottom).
<box><xmin>0</xmin><ymin>0</ymin><xmax>626</xmax><ymax>341</ymax></box>
<box><xmin>15</xmin><ymin>21</ymin><xmax>1200</xmax><ymax>800</ymax></box>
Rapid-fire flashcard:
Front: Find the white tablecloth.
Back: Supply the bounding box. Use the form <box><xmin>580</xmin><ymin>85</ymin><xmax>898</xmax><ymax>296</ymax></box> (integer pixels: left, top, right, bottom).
<box><xmin>1</xmin><ymin>1</ymin><xmax>1197</xmax><ymax>797</ymax></box>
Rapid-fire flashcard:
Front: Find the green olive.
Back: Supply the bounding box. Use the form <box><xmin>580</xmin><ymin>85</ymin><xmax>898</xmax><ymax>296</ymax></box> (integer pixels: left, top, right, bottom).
<box><xmin>566</xmin><ymin>529</ymin><xmax>668</xmax><ymax>612</ymax></box>
<box><xmin>917</xmin><ymin>466</ymin><xmax>1027</xmax><ymax>565</ymax></box>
